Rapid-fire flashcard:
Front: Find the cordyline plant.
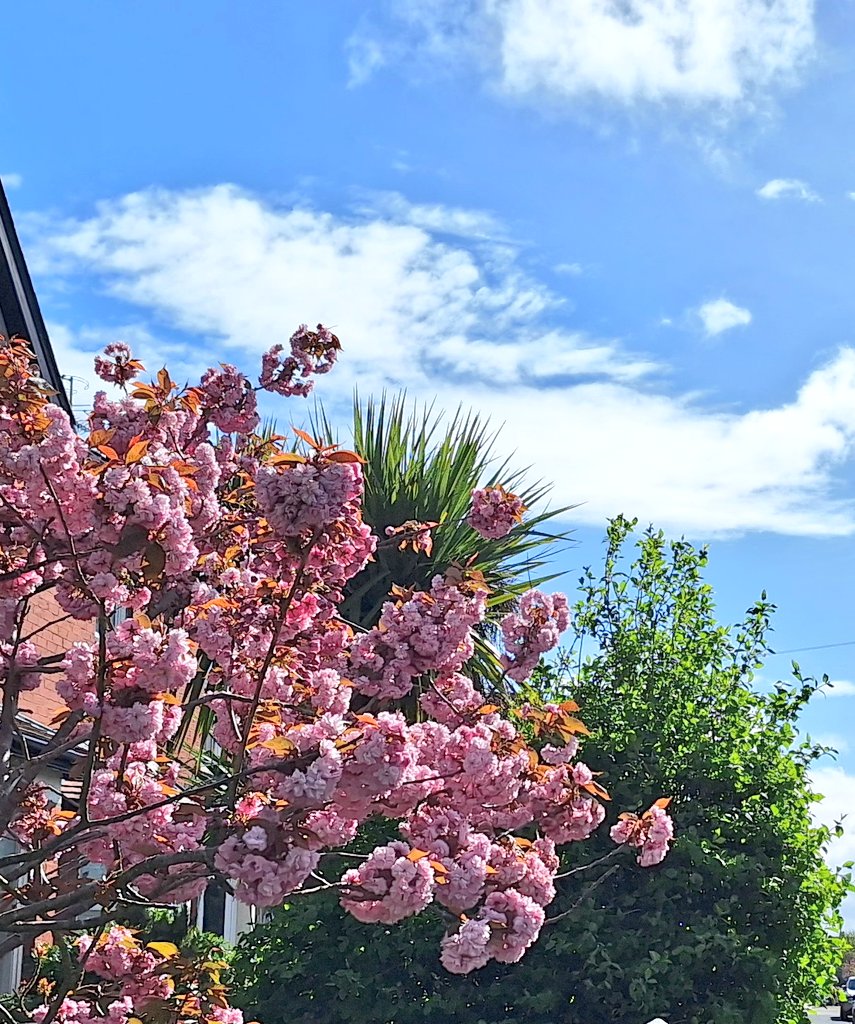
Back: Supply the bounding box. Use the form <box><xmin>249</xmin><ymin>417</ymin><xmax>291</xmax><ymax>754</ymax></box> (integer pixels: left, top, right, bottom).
<box><xmin>0</xmin><ymin>329</ymin><xmax>673</xmax><ymax>1024</ymax></box>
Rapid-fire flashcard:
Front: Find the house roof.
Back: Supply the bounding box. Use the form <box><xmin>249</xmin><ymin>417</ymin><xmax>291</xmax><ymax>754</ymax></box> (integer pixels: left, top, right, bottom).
<box><xmin>0</xmin><ymin>180</ymin><xmax>74</xmax><ymax>423</ymax></box>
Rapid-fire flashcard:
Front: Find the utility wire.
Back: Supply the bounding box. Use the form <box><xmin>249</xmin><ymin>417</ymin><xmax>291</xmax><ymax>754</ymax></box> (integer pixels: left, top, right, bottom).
<box><xmin>768</xmin><ymin>639</ymin><xmax>855</xmax><ymax>656</ymax></box>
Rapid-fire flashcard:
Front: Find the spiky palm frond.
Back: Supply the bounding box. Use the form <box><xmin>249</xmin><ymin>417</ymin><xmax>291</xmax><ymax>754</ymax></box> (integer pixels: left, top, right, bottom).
<box><xmin>312</xmin><ymin>391</ymin><xmax>575</xmax><ymax>689</ymax></box>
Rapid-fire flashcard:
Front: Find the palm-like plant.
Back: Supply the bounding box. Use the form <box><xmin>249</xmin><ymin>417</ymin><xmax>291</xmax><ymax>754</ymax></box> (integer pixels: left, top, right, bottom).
<box><xmin>312</xmin><ymin>392</ymin><xmax>574</xmax><ymax>689</ymax></box>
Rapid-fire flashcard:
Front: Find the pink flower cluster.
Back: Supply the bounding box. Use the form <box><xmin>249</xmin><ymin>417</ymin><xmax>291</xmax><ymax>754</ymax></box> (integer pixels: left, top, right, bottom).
<box><xmin>76</xmin><ymin>926</ymin><xmax>171</xmax><ymax>1002</ymax></box>
<box><xmin>94</xmin><ymin>341</ymin><xmax>141</xmax><ymax>386</ymax></box>
<box><xmin>58</xmin><ymin>619</ymin><xmax>194</xmax><ymax>745</ymax></box>
<box><xmin>440</xmin><ymin>888</ymin><xmax>545</xmax><ymax>973</ymax></box>
<box><xmin>349</xmin><ymin>575</ymin><xmax>487</xmax><ymax>699</ymax></box>
<box><xmin>255</xmin><ymin>460</ymin><xmax>363</xmax><ymax>538</ymax></box>
<box><xmin>0</xmin><ymin>638</ymin><xmax>41</xmax><ymax>691</ymax></box>
<box><xmin>341</xmin><ymin>841</ymin><xmax>435</xmax><ymax>923</ymax></box>
<box><xmin>200</xmin><ymin>363</ymin><xmax>259</xmax><ymax>434</ymax></box>
<box><xmin>260</xmin><ymin>323</ymin><xmax>340</xmax><ymax>396</ymax></box>
<box><xmin>468</xmin><ymin>485</ymin><xmax>526</xmax><ymax>540</ymax></box>
<box><xmin>500</xmin><ymin>589</ymin><xmax>570</xmax><ymax>683</ymax></box>
<box><xmin>610</xmin><ymin>803</ymin><xmax>675</xmax><ymax>866</ymax></box>
<box><xmin>32</xmin><ymin>997</ymin><xmax>132</xmax><ymax>1024</ymax></box>
<box><xmin>81</xmin><ymin>743</ymin><xmax>205</xmax><ymax>896</ymax></box>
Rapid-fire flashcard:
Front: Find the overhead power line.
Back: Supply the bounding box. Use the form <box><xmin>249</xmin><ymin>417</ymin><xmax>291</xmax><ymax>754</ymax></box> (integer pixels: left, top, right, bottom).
<box><xmin>769</xmin><ymin>639</ymin><xmax>855</xmax><ymax>656</ymax></box>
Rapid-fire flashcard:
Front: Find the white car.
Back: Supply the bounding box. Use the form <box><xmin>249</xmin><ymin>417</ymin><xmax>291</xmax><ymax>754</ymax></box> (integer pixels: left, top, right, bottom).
<box><xmin>842</xmin><ymin>977</ymin><xmax>855</xmax><ymax>1020</ymax></box>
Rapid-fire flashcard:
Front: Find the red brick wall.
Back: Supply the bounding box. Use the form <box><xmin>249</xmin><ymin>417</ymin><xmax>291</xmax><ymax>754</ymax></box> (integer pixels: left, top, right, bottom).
<box><xmin>19</xmin><ymin>591</ymin><xmax>93</xmax><ymax>727</ymax></box>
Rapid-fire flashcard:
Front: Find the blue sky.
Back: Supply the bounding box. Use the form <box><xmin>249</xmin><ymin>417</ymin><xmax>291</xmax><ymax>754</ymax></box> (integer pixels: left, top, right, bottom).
<box><xmin>3</xmin><ymin>0</ymin><xmax>855</xmax><ymax>914</ymax></box>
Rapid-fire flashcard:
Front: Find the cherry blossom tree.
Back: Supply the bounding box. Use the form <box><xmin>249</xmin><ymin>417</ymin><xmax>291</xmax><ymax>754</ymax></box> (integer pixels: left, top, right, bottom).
<box><xmin>0</xmin><ymin>330</ymin><xmax>672</xmax><ymax>1024</ymax></box>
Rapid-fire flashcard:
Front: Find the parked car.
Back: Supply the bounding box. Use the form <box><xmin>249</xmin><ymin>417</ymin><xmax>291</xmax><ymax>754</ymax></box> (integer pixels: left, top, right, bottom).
<box><xmin>841</xmin><ymin>977</ymin><xmax>855</xmax><ymax>1020</ymax></box>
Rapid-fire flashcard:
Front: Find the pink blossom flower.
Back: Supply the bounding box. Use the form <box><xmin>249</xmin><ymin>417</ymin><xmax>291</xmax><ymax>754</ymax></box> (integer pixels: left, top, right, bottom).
<box><xmin>500</xmin><ymin>589</ymin><xmax>570</xmax><ymax>683</ymax></box>
<box><xmin>468</xmin><ymin>485</ymin><xmax>526</xmax><ymax>540</ymax></box>
<box><xmin>341</xmin><ymin>842</ymin><xmax>435</xmax><ymax>924</ymax></box>
<box><xmin>94</xmin><ymin>341</ymin><xmax>141</xmax><ymax>386</ymax></box>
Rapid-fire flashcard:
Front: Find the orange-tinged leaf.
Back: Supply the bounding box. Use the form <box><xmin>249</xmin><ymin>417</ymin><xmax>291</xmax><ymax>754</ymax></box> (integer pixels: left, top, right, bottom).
<box><xmin>477</xmin><ymin>704</ymin><xmax>500</xmax><ymax>715</ymax></box>
<box><xmin>258</xmin><ymin>736</ymin><xmax>296</xmax><ymax>756</ymax></box>
<box><xmin>291</xmin><ymin>427</ymin><xmax>320</xmax><ymax>448</ymax></box>
<box><xmin>429</xmin><ymin>859</ymin><xmax>448</xmax><ymax>874</ymax></box>
<box><xmin>134</xmin><ymin>612</ymin><xmax>153</xmax><ymax>629</ymax></box>
<box><xmin>583</xmin><ymin>780</ymin><xmax>611</xmax><ymax>801</ymax></box>
<box><xmin>562</xmin><ymin>717</ymin><xmax>591</xmax><ymax>736</ymax></box>
<box><xmin>126</xmin><ymin>438</ymin><xmax>150</xmax><ymax>464</ymax></box>
<box><xmin>146</xmin><ymin>941</ymin><xmax>180</xmax><ymax>958</ymax></box>
<box><xmin>268</xmin><ymin>452</ymin><xmax>307</xmax><ymax>466</ymax></box>
<box><xmin>559</xmin><ymin>699</ymin><xmax>580</xmax><ymax>713</ymax></box>
<box><xmin>324</xmin><ymin>449</ymin><xmax>366</xmax><ymax>465</ymax></box>
<box><xmin>157</xmin><ymin>368</ymin><xmax>172</xmax><ymax>392</ymax></box>
<box><xmin>406</xmin><ymin>848</ymin><xmax>430</xmax><ymax>862</ymax></box>
<box><xmin>653</xmin><ymin>797</ymin><xmax>673</xmax><ymax>810</ymax></box>
<box><xmin>97</xmin><ymin>444</ymin><xmax>120</xmax><ymax>461</ymax></box>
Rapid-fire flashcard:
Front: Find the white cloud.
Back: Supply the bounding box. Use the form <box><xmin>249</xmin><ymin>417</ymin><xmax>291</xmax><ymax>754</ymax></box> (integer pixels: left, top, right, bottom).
<box><xmin>429</xmin><ymin>331</ymin><xmax>658</xmax><ymax>384</ymax></box>
<box><xmin>823</xmin><ymin>680</ymin><xmax>855</xmax><ymax>698</ymax></box>
<box><xmin>697</xmin><ymin>298</ymin><xmax>752</xmax><ymax>337</ymax></box>
<box><xmin>811</xmin><ymin>765</ymin><xmax>855</xmax><ymax>927</ymax></box>
<box><xmin>31</xmin><ymin>184</ymin><xmax>855</xmax><ymax>538</ymax></box>
<box><xmin>1</xmin><ymin>172</ymin><xmax>23</xmax><ymax>190</ymax></box>
<box><xmin>756</xmin><ymin>178</ymin><xmax>820</xmax><ymax>202</ymax></box>
<box><xmin>350</xmin><ymin>0</ymin><xmax>816</xmax><ymax>108</ymax></box>
<box><xmin>555</xmin><ymin>262</ymin><xmax>583</xmax><ymax>276</ymax></box>
<box><xmin>346</xmin><ymin>35</ymin><xmax>387</xmax><ymax>87</ymax></box>
<box><xmin>359</xmin><ymin>191</ymin><xmax>503</xmax><ymax>239</ymax></box>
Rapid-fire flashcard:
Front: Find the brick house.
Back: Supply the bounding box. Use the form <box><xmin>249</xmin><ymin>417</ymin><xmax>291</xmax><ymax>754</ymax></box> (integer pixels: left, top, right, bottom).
<box><xmin>0</xmin><ymin>182</ymin><xmax>94</xmax><ymax>991</ymax></box>
<box><xmin>0</xmin><ymin>179</ymin><xmax>93</xmax><ymax>726</ymax></box>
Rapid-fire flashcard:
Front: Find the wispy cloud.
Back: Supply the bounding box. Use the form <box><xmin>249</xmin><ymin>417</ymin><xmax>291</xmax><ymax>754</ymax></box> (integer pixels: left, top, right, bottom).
<box><xmin>348</xmin><ymin>0</ymin><xmax>816</xmax><ymax>109</ymax></box>
<box><xmin>555</xmin><ymin>262</ymin><xmax>583</xmax><ymax>276</ymax></box>
<box><xmin>697</xmin><ymin>298</ymin><xmax>752</xmax><ymax>337</ymax></box>
<box><xmin>31</xmin><ymin>184</ymin><xmax>855</xmax><ymax>538</ymax></box>
<box><xmin>358</xmin><ymin>191</ymin><xmax>503</xmax><ymax>239</ymax></box>
<box><xmin>346</xmin><ymin>34</ymin><xmax>386</xmax><ymax>87</ymax></box>
<box><xmin>822</xmin><ymin>679</ymin><xmax>855</xmax><ymax>698</ymax></box>
<box><xmin>756</xmin><ymin>178</ymin><xmax>820</xmax><ymax>202</ymax></box>
<box><xmin>1</xmin><ymin>172</ymin><xmax>23</xmax><ymax>190</ymax></box>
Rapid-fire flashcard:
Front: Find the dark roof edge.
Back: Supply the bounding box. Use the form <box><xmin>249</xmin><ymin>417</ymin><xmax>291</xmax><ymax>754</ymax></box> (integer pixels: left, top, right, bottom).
<box><xmin>0</xmin><ymin>180</ymin><xmax>74</xmax><ymax>422</ymax></box>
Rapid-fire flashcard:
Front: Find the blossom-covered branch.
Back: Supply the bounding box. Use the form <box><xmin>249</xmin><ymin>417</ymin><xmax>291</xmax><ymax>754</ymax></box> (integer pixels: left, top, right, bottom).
<box><xmin>0</xmin><ymin>329</ymin><xmax>673</xmax><ymax>1024</ymax></box>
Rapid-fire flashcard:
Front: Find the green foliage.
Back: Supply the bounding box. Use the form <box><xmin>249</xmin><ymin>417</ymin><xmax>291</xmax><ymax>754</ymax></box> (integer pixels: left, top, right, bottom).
<box><xmin>230</xmin><ymin>517</ymin><xmax>850</xmax><ymax>1024</ymax></box>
